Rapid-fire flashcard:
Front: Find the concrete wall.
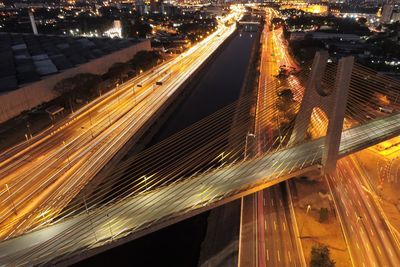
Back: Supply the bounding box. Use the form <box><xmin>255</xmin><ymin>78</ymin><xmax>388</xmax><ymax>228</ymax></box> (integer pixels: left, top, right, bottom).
<box><xmin>0</xmin><ymin>39</ymin><xmax>151</xmax><ymax>123</ymax></box>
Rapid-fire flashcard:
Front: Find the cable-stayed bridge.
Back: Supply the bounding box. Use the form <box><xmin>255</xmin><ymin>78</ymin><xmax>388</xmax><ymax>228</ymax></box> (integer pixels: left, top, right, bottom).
<box><xmin>2</xmin><ymin>111</ymin><xmax>400</xmax><ymax>266</ymax></box>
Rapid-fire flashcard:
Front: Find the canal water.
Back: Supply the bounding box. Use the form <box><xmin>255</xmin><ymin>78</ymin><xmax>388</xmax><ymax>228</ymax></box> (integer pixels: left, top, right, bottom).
<box><xmin>75</xmin><ymin>25</ymin><xmax>259</xmax><ymax>267</ymax></box>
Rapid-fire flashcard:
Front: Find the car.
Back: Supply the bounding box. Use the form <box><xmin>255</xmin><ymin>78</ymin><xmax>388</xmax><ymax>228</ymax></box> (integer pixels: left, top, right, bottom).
<box><xmin>378</xmin><ymin>107</ymin><xmax>393</xmax><ymax>114</ymax></box>
<box><xmin>137</xmin><ymin>84</ymin><xmax>143</xmax><ymax>87</ymax></box>
<box><xmin>365</xmin><ymin>114</ymin><xmax>377</xmax><ymax>120</ymax></box>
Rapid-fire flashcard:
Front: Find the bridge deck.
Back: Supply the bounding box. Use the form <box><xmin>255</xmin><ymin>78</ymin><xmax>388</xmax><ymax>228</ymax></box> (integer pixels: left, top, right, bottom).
<box><xmin>1</xmin><ymin>112</ymin><xmax>400</xmax><ymax>266</ymax></box>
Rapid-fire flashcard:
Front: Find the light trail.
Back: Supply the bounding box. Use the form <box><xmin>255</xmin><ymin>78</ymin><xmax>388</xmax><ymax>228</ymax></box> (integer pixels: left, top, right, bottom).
<box><xmin>2</xmin><ymin>109</ymin><xmax>400</xmax><ymax>266</ymax></box>
<box><xmin>0</xmin><ymin>7</ymin><xmax>244</xmax><ymax>239</ymax></box>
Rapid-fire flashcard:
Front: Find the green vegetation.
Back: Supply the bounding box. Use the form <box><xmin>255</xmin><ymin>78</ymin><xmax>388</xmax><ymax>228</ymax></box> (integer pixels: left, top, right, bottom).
<box><xmin>53</xmin><ymin>51</ymin><xmax>163</xmax><ymax>109</ymax></box>
<box><xmin>285</xmin><ymin>15</ymin><xmax>369</xmax><ymax>35</ymax></box>
<box><xmin>54</xmin><ymin>73</ymin><xmax>103</xmax><ymax>99</ymax></box>
<box><xmin>106</xmin><ymin>62</ymin><xmax>131</xmax><ymax>84</ymax></box>
<box><xmin>130</xmin><ymin>50</ymin><xmax>163</xmax><ymax>71</ymax></box>
<box><xmin>178</xmin><ymin>18</ymin><xmax>217</xmax><ymax>42</ymax></box>
<box><xmin>276</xmin><ymin>88</ymin><xmax>298</xmax><ymax>143</ymax></box>
<box><xmin>123</xmin><ymin>17</ymin><xmax>152</xmax><ymax>38</ymax></box>
<box><xmin>289</xmin><ymin>37</ymin><xmax>325</xmax><ymax>62</ymax></box>
<box><xmin>105</xmin><ymin>51</ymin><xmax>163</xmax><ymax>84</ymax></box>
<box><xmin>310</xmin><ymin>244</ymin><xmax>335</xmax><ymax>267</ymax></box>
<box><xmin>271</xmin><ymin>17</ymin><xmax>284</xmax><ymax>30</ymax></box>
<box><xmin>319</xmin><ymin>207</ymin><xmax>329</xmax><ymax>223</ymax></box>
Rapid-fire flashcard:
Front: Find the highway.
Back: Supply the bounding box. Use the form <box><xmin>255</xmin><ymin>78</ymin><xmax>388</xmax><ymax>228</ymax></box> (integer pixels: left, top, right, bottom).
<box><xmin>327</xmin><ymin>156</ymin><xmax>400</xmax><ymax>267</ymax></box>
<box><xmin>263</xmin><ymin>184</ymin><xmax>303</xmax><ymax>267</ymax></box>
<box><xmin>254</xmin><ymin>8</ymin><xmax>305</xmax><ymax>267</ymax></box>
<box><xmin>249</xmin><ymin>7</ymin><xmax>399</xmax><ymax>267</ymax></box>
<box><xmin>308</xmin><ymin>93</ymin><xmax>400</xmax><ymax>266</ymax></box>
<box><xmin>2</xmin><ymin>111</ymin><xmax>400</xmax><ymax>266</ymax></box>
<box><xmin>0</xmin><ymin>7</ymin><xmax>243</xmax><ymax>240</ymax></box>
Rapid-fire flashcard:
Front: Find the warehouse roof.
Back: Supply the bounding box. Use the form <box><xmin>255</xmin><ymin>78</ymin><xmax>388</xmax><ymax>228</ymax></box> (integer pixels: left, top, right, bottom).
<box><xmin>0</xmin><ymin>33</ymin><xmax>139</xmax><ymax>92</ymax></box>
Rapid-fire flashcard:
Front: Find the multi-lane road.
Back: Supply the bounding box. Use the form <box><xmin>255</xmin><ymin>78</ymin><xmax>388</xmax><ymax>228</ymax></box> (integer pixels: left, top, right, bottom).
<box><xmin>254</xmin><ymin>8</ymin><xmax>305</xmax><ymax>267</ymax></box>
<box><xmin>0</xmin><ymin>8</ymin><xmax>243</xmax><ymax>240</ymax></box>
<box><xmin>2</xmin><ymin>107</ymin><xmax>400</xmax><ymax>266</ymax></box>
<box><xmin>327</xmin><ymin>156</ymin><xmax>400</xmax><ymax>267</ymax></box>
<box><xmin>263</xmin><ymin>184</ymin><xmax>303</xmax><ymax>267</ymax></box>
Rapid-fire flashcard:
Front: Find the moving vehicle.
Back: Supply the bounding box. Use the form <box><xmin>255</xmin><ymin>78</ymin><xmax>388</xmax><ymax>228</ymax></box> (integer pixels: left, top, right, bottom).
<box><xmin>378</xmin><ymin>107</ymin><xmax>393</xmax><ymax>114</ymax></box>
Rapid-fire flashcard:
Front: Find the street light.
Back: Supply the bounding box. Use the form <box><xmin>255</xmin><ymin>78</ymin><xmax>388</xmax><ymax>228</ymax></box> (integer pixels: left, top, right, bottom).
<box><xmin>356</xmin><ymin>215</ymin><xmax>367</xmax><ymax>235</ymax></box>
<box><xmin>244</xmin><ymin>132</ymin><xmax>256</xmax><ymax>159</ymax></box>
<box><xmin>62</xmin><ymin>141</ymin><xmax>72</xmax><ymax>168</ymax></box>
<box><xmin>82</xmin><ymin>189</ymin><xmax>97</xmax><ymax>241</ymax></box>
<box><xmin>26</xmin><ymin>122</ymin><xmax>32</xmax><ymax>139</ymax></box>
<box><xmin>141</xmin><ymin>175</ymin><xmax>148</xmax><ymax>190</ymax></box>
<box><xmin>299</xmin><ymin>204</ymin><xmax>311</xmax><ymax>237</ymax></box>
<box><xmin>5</xmin><ymin>184</ymin><xmax>17</xmax><ymax>215</ymax></box>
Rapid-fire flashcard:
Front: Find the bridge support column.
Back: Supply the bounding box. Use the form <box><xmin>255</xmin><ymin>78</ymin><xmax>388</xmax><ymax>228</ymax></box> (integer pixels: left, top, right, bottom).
<box><xmin>289</xmin><ymin>51</ymin><xmax>354</xmax><ymax>174</ymax></box>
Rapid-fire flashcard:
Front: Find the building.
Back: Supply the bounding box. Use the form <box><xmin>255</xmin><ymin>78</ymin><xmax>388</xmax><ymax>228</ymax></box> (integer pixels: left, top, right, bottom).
<box><xmin>0</xmin><ymin>33</ymin><xmax>151</xmax><ymax>123</ymax></box>
<box><xmin>135</xmin><ymin>0</ymin><xmax>147</xmax><ymax>15</ymax></box>
<box><xmin>381</xmin><ymin>3</ymin><xmax>394</xmax><ymax>23</ymax></box>
<box><xmin>289</xmin><ymin>31</ymin><xmax>361</xmax><ymax>41</ymax></box>
<box><xmin>391</xmin><ymin>11</ymin><xmax>400</xmax><ymax>22</ymax></box>
<box><xmin>150</xmin><ymin>0</ymin><xmax>163</xmax><ymax>13</ymax></box>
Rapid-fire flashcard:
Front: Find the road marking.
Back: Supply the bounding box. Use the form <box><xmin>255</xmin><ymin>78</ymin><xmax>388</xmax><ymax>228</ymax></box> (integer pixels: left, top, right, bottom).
<box><xmin>274</xmin><ymin>220</ymin><xmax>277</xmax><ymax>231</ymax></box>
<box><xmin>271</xmin><ymin>199</ymin><xmax>274</xmax><ymax>206</ymax></box>
<box><xmin>277</xmin><ymin>250</ymin><xmax>281</xmax><ymax>262</ymax></box>
<box><xmin>380</xmin><ymin>229</ymin><xmax>385</xmax><ymax>237</ymax></box>
<box><xmin>350</xmin><ymin>225</ymin><xmax>354</xmax><ymax>232</ymax></box>
<box><xmin>356</xmin><ymin>242</ymin><xmax>360</xmax><ymax>250</ymax></box>
<box><xmin>283</xmin><ymin>222</ymin><xmax>286</xmax><ymax>231</ymax></box>
<box><xmin>265</xmin><ymin>221</ymin><xmax>267</xmax><ymax>230</ymax></box>
<box><xmin>280</xmin><ymin>199</ymin><xmax>283</xmax><ymax>207</ymax></box>
<box><xmin>266</xmin><ymin>249</ymin><xmax>269</xmax><ymax>261</ymax></box>
<box><xmin>264</xmin><ymin>198</ymin><xmax>266</xmax><ymax>206</ymax></box>
<box><xmin>388</xmin><ymin>247</ymin><xmax>393</xmax><ymax>257</ymax></box>
<box><xmin>377</xmin><ymin>245</ymin><xmax>382</xmax><ymax>256</ymax></box>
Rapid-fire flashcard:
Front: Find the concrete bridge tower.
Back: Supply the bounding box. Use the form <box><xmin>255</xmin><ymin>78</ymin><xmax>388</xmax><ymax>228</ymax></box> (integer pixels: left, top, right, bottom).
<box><xmin>288</xmin><ymin>51</ymin><xmax>354</xmax><ymax>174</ymax></box>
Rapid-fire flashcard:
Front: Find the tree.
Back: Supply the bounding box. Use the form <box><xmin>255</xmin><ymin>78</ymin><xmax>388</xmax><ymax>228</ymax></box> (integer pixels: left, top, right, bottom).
<box><xmin>54</xmin><ymin>73</ymin><xmax>102</xmax><ymax>101</ymax></box>
<box><xmin>271</xmin><ymin>17</ymin><xmax>285</xmax><ymax>29</ymax></box>
<box><xmin>131</xmin><ymin>18</ymin><xmax>152</xmax><ymax>38</ymax></box>
<box><xmin>310</xmin><ymin>244</ymin><xmax>335</xmax><ymax>267</ymax></box>
<box><xmin>358</xmin><ymin>17</ymin><xmax>367</xmax><ymax>25</ymax></box>
<box><xmin>277</xmin><ymin>89</ymin><xmax>294</xmax><ymax>112</ymax></box>
<box><xmin>130</xmin><ymin>51</ymin><xmax>162</xmax><ymax>71</ymax></box>
<box><xmin>106</xmin><ymin>62</ymin><xmax>131</xmax><ymax>84</ymax></box>
<box><xmin>271</xmin><ymin>17</ymin><xmax>284</xmax><ymax>25</ymax></box>
<box><xmin>121</xmin><ymin>17</ymin><xmax>134</xmax><ymax>38</ymax></box>
<box><xmin>278</xmin><ymin>88</ymin><xmax>294</xmax><ymax>100</ymax></box>
<box><xmin>319</xmin><ymin>207</ymin><xmax>329</xmax><ymax>223</ymax></box>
